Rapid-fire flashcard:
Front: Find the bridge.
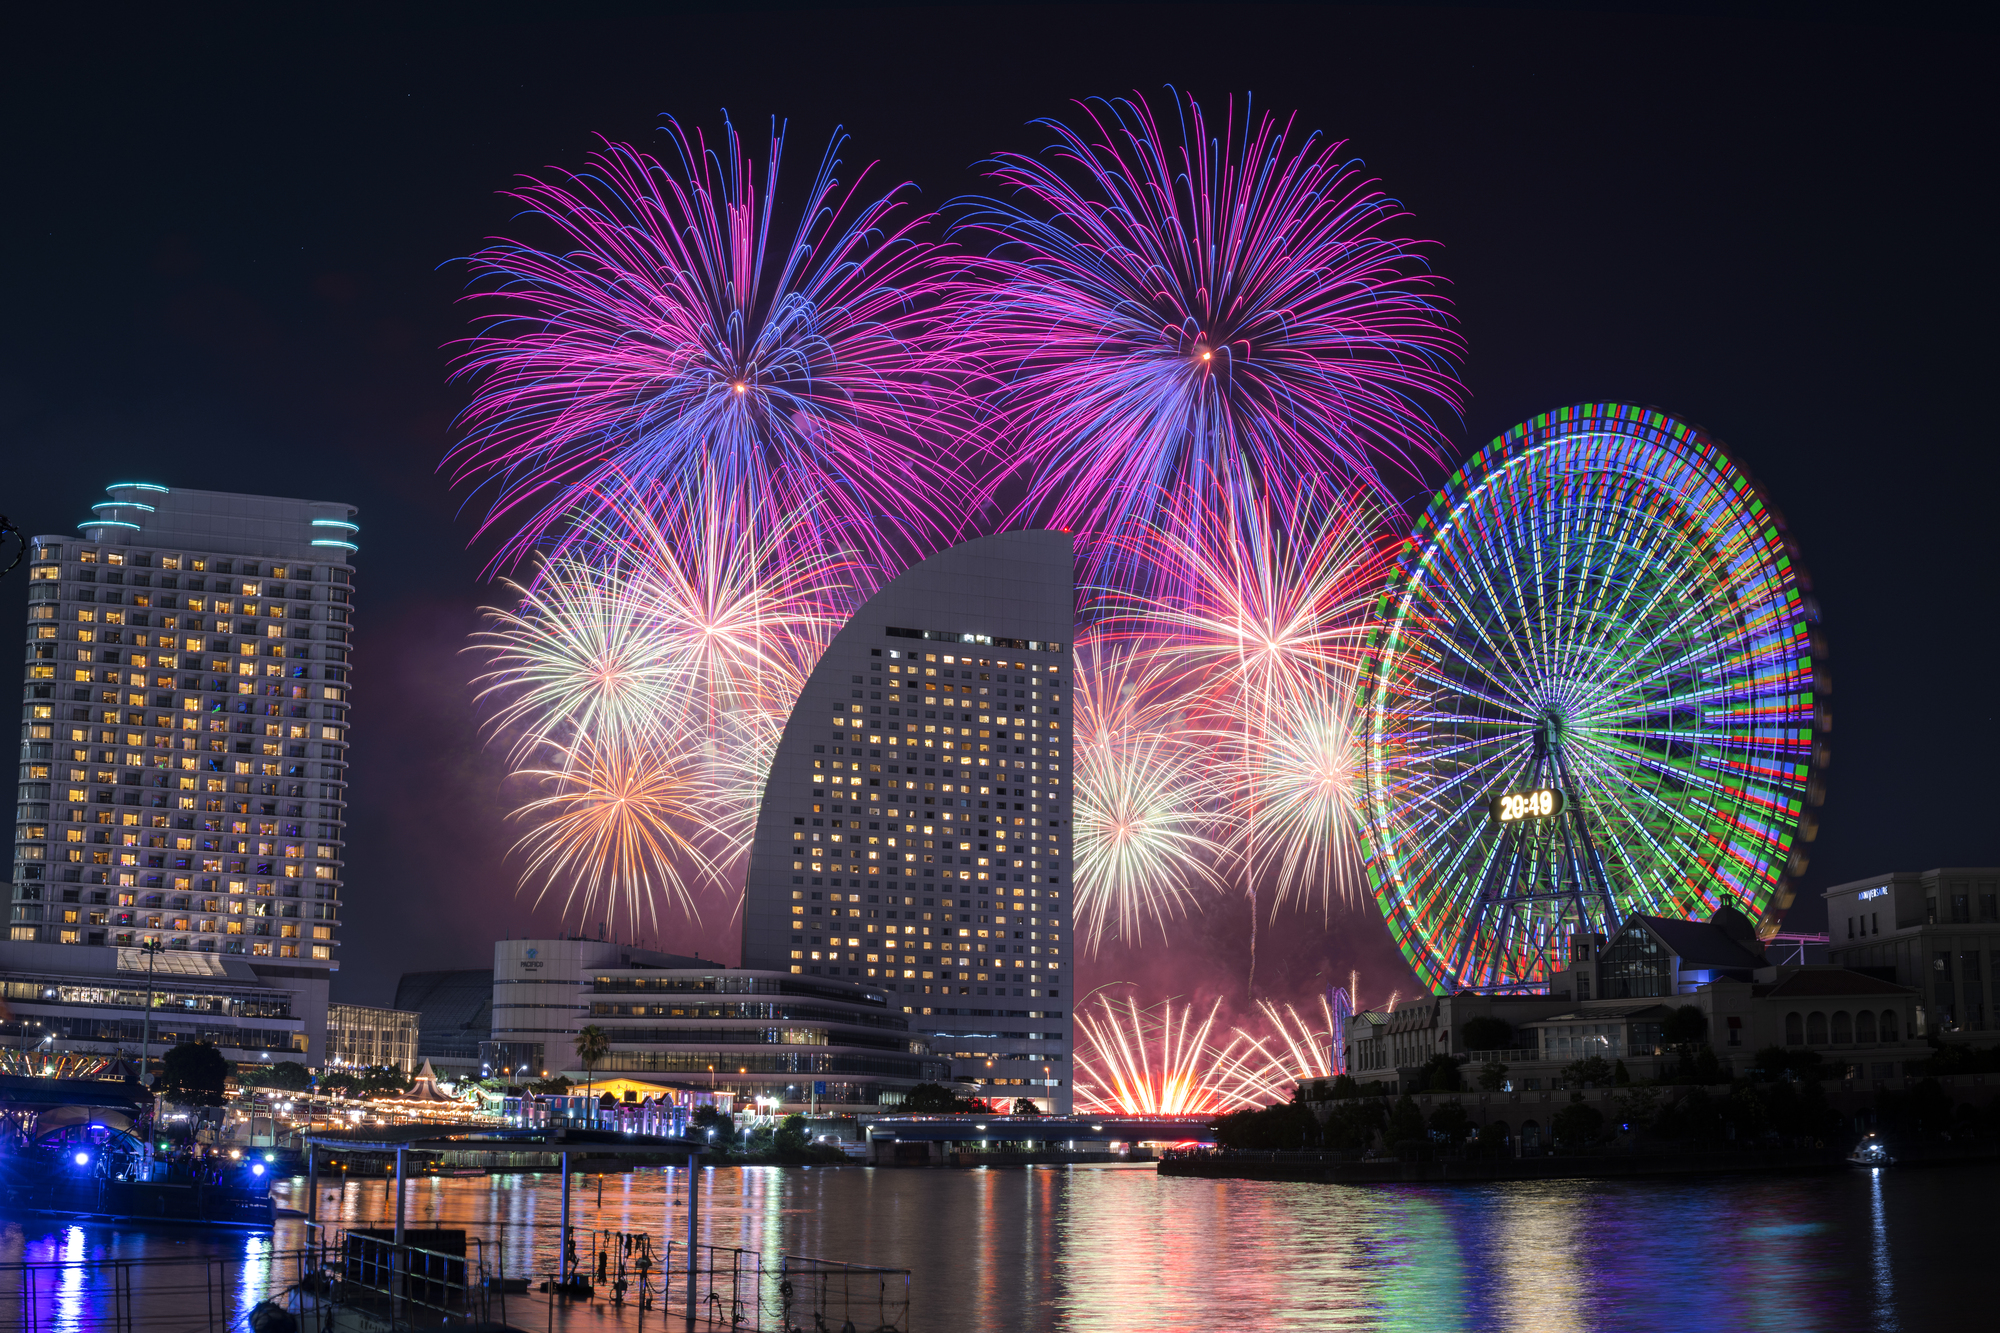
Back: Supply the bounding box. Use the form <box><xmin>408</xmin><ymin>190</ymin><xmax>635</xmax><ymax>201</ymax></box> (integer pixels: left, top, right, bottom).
<box><xmin>860</xmin><ymin>1113</ymin><xmax>1216</xmax><ymax>1165</ymax></box>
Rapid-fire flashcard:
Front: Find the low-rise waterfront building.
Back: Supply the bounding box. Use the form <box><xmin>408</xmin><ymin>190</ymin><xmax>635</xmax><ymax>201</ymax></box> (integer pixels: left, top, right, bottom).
<box><xmin>1348</xmin><ymin>905</ymin><xmax>1930</xmax><ymax>1092</ymax></box>
<box><xmin>483</xmin><ymin>937</ymin><xmax>951</xmax><ymax>1113</ymax></box>
<box><xmin>324</xmin><ymin>1001</ymin><xmax>418</xmax><ymax>1072</ymax></box>
<box><xmin>1824</xmin><ymin>868</ymin><xmax>2000</xmax><ymax>1039</ymax></box>
<box><xmin>0</xmin><ymin>932</ymin><xmax>306</xmax><ymax>1062</ymax></box>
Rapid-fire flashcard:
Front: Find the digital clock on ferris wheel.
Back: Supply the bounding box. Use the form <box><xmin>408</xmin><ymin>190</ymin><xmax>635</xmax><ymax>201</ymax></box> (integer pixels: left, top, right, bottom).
<box><xmin>1490</xmin><ymin>788</ymin><xmax>1565</xmax><ymax>824</ymax></box>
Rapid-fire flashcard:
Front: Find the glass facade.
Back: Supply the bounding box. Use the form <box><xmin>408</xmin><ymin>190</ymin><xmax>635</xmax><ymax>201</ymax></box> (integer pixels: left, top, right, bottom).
<box><xmin>1599</xmin><ymin>927</ymin><xmax>1673</xmax><ymax>998</ymax></box>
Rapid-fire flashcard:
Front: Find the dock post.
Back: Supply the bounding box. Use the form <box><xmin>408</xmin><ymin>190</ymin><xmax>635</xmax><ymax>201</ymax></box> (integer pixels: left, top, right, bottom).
<box><xmin>305</xmin><ymin>1144</ymin><xmax>316</xmax><ymax>1225</ymax></box>
<box><xmin>559</xmin><ymin>1150</ymin><xmax>571</xmax><ymax>1284</ymax></box>
<box><xmin>393</xmin><ymin>1144</ymin><xmax>407</xmax><ymax>1324</ymax></box>
<box><xmin>685</xmin><ymin>1150</ymin><xmax>699</xmax><ymax>1329</ymax></box>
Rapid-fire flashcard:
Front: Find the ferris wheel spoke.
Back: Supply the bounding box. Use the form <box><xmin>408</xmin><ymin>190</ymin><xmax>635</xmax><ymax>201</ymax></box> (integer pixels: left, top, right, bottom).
<box><xmin>1360</xmin><ymin>407</ymin><xmax>1822</xmax><ymax>993</ymax></box>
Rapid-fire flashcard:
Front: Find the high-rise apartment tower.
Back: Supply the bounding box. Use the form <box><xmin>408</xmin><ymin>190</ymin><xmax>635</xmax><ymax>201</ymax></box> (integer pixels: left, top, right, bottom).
<box><xmin>9</xmin><ymin>483</ymin><xmax>357</xmax><ymax>1059</ymax></box>
<box><xmin>740</xmin><ymin>530</ymin><xmax>1075</xmax><ymax>1112</ymax></box>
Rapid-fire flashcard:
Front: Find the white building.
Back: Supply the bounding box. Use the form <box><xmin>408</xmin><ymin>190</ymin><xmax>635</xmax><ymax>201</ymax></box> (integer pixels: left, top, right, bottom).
<box><xmin>483</xmin><ymin>936</ymin><xmax>947</xmax><ymax>1112</ymax></box>
<box><xmin>738</xmin><ymin>530</ymin><xmax>1076</xmax><ymax>1112</ymax></box>
<box><xmin>8</xmin><ymin>482</ymin><xmax>356</xmax><ymax>1060</ymax></box>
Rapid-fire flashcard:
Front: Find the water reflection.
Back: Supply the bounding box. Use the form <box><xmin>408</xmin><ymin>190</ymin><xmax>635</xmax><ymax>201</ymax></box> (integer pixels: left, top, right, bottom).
<box><xmin>0</xmin><ymin>1163</ymin><xmax>1980</xmax><ymax>1328</ymax></box>
<box><xmin>1870</xmin><ymin>1168</ymin><xmax>1896</xmax><ymax>1333</ymax></box>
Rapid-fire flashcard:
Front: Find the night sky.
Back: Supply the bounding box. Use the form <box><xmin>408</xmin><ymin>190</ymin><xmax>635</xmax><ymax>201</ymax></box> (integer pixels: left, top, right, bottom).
<box><xmin>2</xmin><ymin>4</ymin><xmax>1987</xmax><ymax>1013</ymax></box>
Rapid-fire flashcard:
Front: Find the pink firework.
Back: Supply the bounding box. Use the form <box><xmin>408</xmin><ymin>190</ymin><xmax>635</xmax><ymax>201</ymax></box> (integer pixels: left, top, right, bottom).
<box><xmin>448</xmin><ymin>113</ymin><xmax>976</xmax><ymax>573</ymax></box>
<box><xmin>953</xmin><ymin>89</ymin><xmax>1462</xmax><ymax>583</ymax></box>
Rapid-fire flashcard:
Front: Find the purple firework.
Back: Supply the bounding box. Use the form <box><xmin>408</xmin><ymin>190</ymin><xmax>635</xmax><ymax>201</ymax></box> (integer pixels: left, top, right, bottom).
<box><xmin>953</xmin><ymin>90</ymin><xmax>1463</xmax><ymax>580</ymax></box>
<box><xmin>448</xmin><ymin>114</ymin><xmax>975</xmax><ymax>572</ymax></box>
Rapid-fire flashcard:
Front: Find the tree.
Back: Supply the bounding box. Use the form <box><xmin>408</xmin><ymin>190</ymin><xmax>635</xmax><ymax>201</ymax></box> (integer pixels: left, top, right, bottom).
<box><xmin>1475</xmin><ymin>1120</ymin><xmax>1511</xmax><ymax>1157</ymax></box>
<box><xmin>1211</xmin><ymin>1102</ymin><xmax>1319</xmax><ymax>1151</ymax></box>
<box><xmin>1387</xmin><ymin>1095</ymin><xmax>1427</xmax><ymax>1148</ymax></box>
<box><xmin>526</xmin><ymin>1074</ymin><xmax>573</xmax><ymax>1096</ymax></box>
<box><xmin>901</xmin><ymin>1082</ymin><xmax>988</xmax><ymax>1113</ymax></box>
<box><xmin>1415</xmin><ymin>1054</ymin><xmax>1462</xmax><ymax>1092</ymax></box>
<box><xmin>1751</xmin><ymin>1045</ymin><xmax>1792</xmax><ymax>1081</ymax></box>
<box><xmin>1653</xmin><ymin>1088</ymin><xmax>1725</xmax><ymax>1143</ymax></box>
<box><xmin>1461</xmin><ymin>1016</ymin><xmax>1513</xmax><ymax>1052</ymax></box>
<box><xmin>1322</xmin><ymin>1099</ymin><xmax>1387</xmax><ymax>1151</ymax></box>
<box><xmin>1427</xmin><ymin>1100</ymin><xmax>1472</xmax><ymax>1146</ymax></box>
<box><xmin>1552</xmin><ymin>1093</ymin><xmax>1605</xmax><ymax>1148</ymax></box>
<box><xmin>265</xmin><ymin>1060</ymin><xmax>312</xmax><ymax>1092</ymax></box>
<box><xmin>573</xmin><ymin>1026</ymin><xmax>611</xmax><ymax>1100</ymax></box>
<box><xmin>1612</xmin><ymin>1060</ymin><xmax>1631</xmax><ymax>1086</ymax></box>
<box><xmin>1563</xmin><ymin>1056</ymin><xmax>1614</xmax><ymax>1088</ymax></box>
<box><xmin>1011</xmin><ymin>1098</ymin><xmax>1041</xmax><ymax>1115</ymax></box>
<box><xmin>774</xmin><ymin>1114</ymin><xmax>809</xmax><ymax>1154</ymax></box>
<box><xmin>1477</xmin><ymin>1061</ymin><xmax>1510</xmax><ymax>1092</ymax></box>
<box><xmin>158</xmin><ymin>1042</ymin><xmax>229</xmax><ymax>1108</ymax></box>
<box><xmin>1327</xmin><ymin>1074</ymin><xmax>1362</xmax><ymax>1100</ymax></box>
<box><xmin>691</xmin><ymin>1105</ymin><xmax>733</xmax><ymax>1139</ymax></box>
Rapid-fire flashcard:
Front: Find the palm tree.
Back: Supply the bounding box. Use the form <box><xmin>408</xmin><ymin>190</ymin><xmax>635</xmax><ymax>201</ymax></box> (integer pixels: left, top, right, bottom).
<box><xmin>574</xmin><ymin>1025</ymin><xmax>611</xmax><ymax>1103</ymax></box>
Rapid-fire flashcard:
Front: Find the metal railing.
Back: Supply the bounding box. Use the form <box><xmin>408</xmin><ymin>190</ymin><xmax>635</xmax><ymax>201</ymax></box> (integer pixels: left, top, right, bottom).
<box><xmin>334</xmin><ymin>1229</ymin><xmax>493</xmax><ymax>1326</ymax></box>
<box><xmin>548</xmin><ymin>1235</ymin><xmax>911</xmax><ymax>1332</ymax></box>
<box><xmin>0</xmin><ymin>1248</ymin><xmax>321</xmax><ymax>1333</ymax></box>
<box><xmin>779</xmin><ymin>1253</ymin><xmax>912</xmax><ymax>1333</ymax></box>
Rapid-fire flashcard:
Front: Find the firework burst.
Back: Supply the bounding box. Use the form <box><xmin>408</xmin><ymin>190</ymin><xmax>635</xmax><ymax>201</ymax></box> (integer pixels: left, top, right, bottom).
<box><xmin>1100</xmin><ymin>479</ymin><xmax>1395</xmax><ymax>943</ymax></box>
<box><xmin>1073</xmin><ymin>992</ymin><xmax>1248</xmax><ymax>1115</ymax></box>
<box><xmin>953</xmin><ymin>88</ymin><xmax>1461</xmax><ymax>583</ymax></box>
<box><xmin>472</xmin><ymin>475</ymin><xmax>853</xmax><ymax>932</ymax></box>
<box><xmin>506</xmin><ymin>735</ymin><xmax>728</xmax><ymax>933</ymax></box>
<box><xmin>1210</xmin><ymin>995</ymin><xmax>1340</xmax><ymax>1105</ymax></box>
<box><xmin>449</xmin><ymin>113</ymin><xmax>975</xmax><ymax>573</ymax></box>
<box><xmin>1069</xmin><ymin>641</ymin><xmax>1233</xmax><ymax>950</ymax></box>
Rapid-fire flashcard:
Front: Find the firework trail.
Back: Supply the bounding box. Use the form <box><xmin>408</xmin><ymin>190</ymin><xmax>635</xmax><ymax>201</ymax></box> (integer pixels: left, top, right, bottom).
<box><xmin>471</xmin><ymin>476</ymin><xmax>854</xmax><ymax>933</ymax></box>
<box><xmin>1092</xmin><ymin>478</ymin><xmax>1397</xmax><ymax>986</ymax></box>
<box><xmin>952</xmin><ymin>88</ymin><xmax>1461</xmax><ymax>586</ymax></box>
<box><xmin>448</xmin><ymin>113</ymin><xmax>976</xmax><ymax>574</ymax></box>
<box><xmin>1073</xmin><ymin>991</ymin><xmax>1250</xmax><ymax>1115</ymax></box>
<box><xmin>1210</xmin><ymin>995</ymin><xmax>1339</xmax><ymax>1105</ymax></box>
<box><xmin>1069</xmin><ymin>639</ymin><xmax>1233</xmax><ymax>950</ymax></box>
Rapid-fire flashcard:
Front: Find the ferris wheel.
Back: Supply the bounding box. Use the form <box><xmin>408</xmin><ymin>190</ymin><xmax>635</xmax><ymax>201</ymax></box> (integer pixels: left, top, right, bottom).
<box><xmin>1356</xmin><ymin>403</ymin><xmax>1827</xmax><ymax>995</ymax></box>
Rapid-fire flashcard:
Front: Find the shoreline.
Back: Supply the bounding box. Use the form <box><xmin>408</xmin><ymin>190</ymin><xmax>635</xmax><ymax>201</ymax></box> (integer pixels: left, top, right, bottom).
<box><xmin>1158</xmin><ymin>1143</ymin><xmax>2000</xmax><ymax>1185</ymax></box>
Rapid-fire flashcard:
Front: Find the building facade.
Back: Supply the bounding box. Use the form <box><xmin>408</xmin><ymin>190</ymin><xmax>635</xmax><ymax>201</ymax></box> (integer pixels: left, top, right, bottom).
<box><xmin>1824</xmin><ymin>868</ymin><xmax>2000</xmax><ymax>1038</ymax></box>
<box><xmin>393</xmin><ymin>968</ymin><xmax>493</xmax><ymax>1079</ymax></box>
<box><xmin>0</xmin><ymin>934</ymin><xmax>308</xmax><ymax>1061</ymax></box>
<box><xmin>325</xmin><ymin>1001</ymin><xmax>419</xmax><ymax>1072</ymax></box>
<box><xmin>738</xmin><ymin>530</ymin><xmax>1075</xmax><ymax>1111</ymax></box>
<box><xmin>10</xmin><ymin>483</ymin><xmax>357</xmax><ymax>1060</ymax></box>
<box><xmin>1348</xmin><ymin>908</ymin><xmax>1930</xmax><ymax>1091</ymax></box>
<box><xmin>484</xmin><ymin>937</ymin><xmax>946</xmax><ymax>1112</ymax></box>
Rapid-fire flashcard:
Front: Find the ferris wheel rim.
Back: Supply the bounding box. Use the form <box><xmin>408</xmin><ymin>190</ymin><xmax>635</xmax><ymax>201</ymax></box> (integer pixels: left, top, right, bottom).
<box><xmin>1355</xmin><ymin>402</ymin><xmax>1826</xmax><ymax>994</ymax></box>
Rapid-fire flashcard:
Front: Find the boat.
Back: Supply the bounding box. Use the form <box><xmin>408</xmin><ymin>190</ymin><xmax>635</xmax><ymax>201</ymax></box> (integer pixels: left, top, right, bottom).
<box><xmin>1846</xmin><ymin>1135</ymin><xmax>1895</xmax><ymax>1168</ymax></box>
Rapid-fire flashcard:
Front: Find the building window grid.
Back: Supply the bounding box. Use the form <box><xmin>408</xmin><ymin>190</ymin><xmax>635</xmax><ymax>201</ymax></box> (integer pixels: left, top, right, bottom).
<box><xmin>14</xmin><ymin>530</ymin><xmax>351</xmax><ymax>963</ymax></box>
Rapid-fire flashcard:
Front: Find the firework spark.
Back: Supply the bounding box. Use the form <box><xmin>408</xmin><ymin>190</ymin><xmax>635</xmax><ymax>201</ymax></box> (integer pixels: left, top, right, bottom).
<box><xmin>1210</xmin><ymin>995</ymin><xmax>1340</xmax><ymax>1105</ymax></box>
<box><xmin>449</xmin><ymin>113</ymin><xmax>975</xmax><ymax>573</ymax></box>
<box><xmin>507</xmin><ymin>735</ymin><xmax>727</xmax><ymax>933</ymax></box>
<box><xmin>1091</xmin><ymin>479</ymin><xmax>1394</xmax><ymax>985</ymax></box>
<box><xmin>1069</xmin><ymin>641</ymin><xmax>1232</xmax><ymax>950</ymax></box>
<box><xmin>954</xmin><ymin>89</ymin><xmax>1461</xmax><ymax>583</ymax></box>
<box><xmin>472</xmin><ymin>476</ymin><xmax>852</xmax><ymax>931</ymax></box>
<box><xmin>1073</xmin><ymin>992</ymin><xmax>1247</xmax><ymax>1115</ymax></box>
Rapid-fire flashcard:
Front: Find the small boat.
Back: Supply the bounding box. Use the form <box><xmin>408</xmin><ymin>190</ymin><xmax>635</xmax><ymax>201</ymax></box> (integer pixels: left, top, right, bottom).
<box><xmin>1847</xmin><ymin>1135</ymin><xmax>1894</xmax><ymax>1168</ymax></box>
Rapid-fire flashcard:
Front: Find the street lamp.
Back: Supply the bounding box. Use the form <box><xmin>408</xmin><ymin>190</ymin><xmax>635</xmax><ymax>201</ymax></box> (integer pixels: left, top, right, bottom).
<box><xmin>136</xmin><ymin>938</ymin><xmax>164</xmax><ymax>1087</ymax></box>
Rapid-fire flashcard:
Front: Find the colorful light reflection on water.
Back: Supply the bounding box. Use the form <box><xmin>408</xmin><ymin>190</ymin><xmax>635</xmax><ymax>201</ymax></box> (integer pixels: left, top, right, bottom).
<box><xmin>0</xmin><ymin>1164</ymin><xmax>1976</xmax><ymax>1329</ymax></box>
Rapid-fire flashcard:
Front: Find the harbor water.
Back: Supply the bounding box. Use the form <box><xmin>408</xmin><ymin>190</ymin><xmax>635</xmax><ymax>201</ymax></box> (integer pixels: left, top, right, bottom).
<box><xmin>0</xmin><ymin>1159</ymin><xmax>1983</xmax><ymax>1330</ymax></box>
